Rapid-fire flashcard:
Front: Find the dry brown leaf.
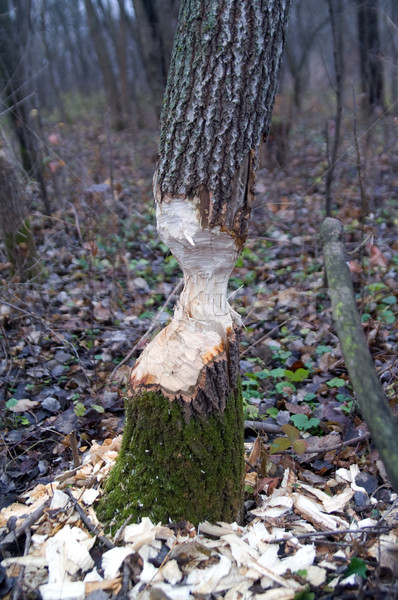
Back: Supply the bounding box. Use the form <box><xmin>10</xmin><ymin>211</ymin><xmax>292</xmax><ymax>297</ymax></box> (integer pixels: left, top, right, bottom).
<box><xmin>7</xmin><ymin>398</ymin><xmax>38</xmax><ymax>412</ymax></box>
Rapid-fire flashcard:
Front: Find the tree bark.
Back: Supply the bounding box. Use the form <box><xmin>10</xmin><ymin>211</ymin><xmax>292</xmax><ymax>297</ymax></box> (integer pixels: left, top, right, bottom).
<box><xmin>97</xmin><ymin>0</ymin><xmax>291</xmax><ymax>528</ymax></box>
<box><xmin>321</xmin><ymin>217</ymin><xmax>398</xmax><ymax>492</ymax></box>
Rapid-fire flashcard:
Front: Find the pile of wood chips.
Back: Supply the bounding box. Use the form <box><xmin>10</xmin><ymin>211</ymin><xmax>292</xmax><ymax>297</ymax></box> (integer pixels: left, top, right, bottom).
<box><xmin>1</xmin><ymin>436</ymin><xmax>397</xmax><ymax>599</ymax></box>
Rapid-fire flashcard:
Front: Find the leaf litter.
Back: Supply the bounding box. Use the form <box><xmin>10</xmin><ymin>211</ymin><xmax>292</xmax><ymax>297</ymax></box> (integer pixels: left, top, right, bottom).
<box><xmin>0</xmin><ymin>114</ymin><xmax>398</xmax><ymax>597</ymax></box>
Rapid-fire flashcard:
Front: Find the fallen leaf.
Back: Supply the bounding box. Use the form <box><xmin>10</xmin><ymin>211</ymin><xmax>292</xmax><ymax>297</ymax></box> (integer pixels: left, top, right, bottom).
<box><xmin>7</xmin><ymin>398</ymin><xmax>38</xmax><ymax>412</ymax></box>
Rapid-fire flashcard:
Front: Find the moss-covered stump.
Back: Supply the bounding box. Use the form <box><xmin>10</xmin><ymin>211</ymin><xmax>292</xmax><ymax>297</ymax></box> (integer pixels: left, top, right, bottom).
<box><xmin>96</xmin><ymin>382</ymin><xmax>244</xmax><ymax>530</ymax></box>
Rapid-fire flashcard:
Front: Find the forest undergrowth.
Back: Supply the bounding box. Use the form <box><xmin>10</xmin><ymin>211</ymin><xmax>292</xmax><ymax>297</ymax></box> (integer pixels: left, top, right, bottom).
<box><xmin>0</xmin><ymin>104</ymin><xmax>398</xmax><ymax>599</ymax></box>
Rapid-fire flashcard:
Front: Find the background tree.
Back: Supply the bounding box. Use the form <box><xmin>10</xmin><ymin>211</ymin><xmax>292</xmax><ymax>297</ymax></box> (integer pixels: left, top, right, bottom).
<box><xmin>284</xmin><ymin>0</ymin><xmax>328</xmax><ymax>111</ymax></box>
<box><xmin>84</xmin><ymin>0</ymin><xmax>127</xmax><ymax>130</ymax></box>
<box><xmin>0</xmin><ymin>0</ymin><xmax>49</xmax><ymax>212</ymax></box>
<box><xmin>131</xmin><ymin>0</ymin><xmax>179</xmax><ymax>114</ymax></box>
<box><xmin>97</xmin><ymin>0</ymin><xmax>291</xmax><ymax>528</ymax></box>
<box><xmin>0</xmin><ymin>151</ymin><xmax>39</xmax><ymax>281</ymax></box>
<box><xmin>325</xmin><ymin>0</ymin><xmax>345</xmax><ymax>216</ymax></box>
<box><xmin>357</xmin><ymin>0</ymin><xmax>384</xmax><ymax>113</ymax></box>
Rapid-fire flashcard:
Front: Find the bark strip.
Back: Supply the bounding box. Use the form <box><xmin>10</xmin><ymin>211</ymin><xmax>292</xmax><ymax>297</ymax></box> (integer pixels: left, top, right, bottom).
<box><xmin>321</xmin><ymin>217</ymin><xmax>398</xmax><ymax>492</ymax></box>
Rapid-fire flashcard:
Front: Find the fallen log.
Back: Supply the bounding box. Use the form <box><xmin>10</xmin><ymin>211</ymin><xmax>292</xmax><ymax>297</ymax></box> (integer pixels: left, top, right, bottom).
<box><xmin>320</xmin><ymin>217</ymin><xmax>398</xmax><ymax>492</ymax></box>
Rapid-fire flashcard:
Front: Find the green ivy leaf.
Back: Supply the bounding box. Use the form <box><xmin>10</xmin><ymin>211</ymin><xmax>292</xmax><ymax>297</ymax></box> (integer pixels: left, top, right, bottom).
<box><xmin>266</xmin><ymin>407</ymin><xmax>279</xmax><ymax>419</ymax></box>
<box><xmin>285</xmin><ymin>368</ymin><xmax>309</xmax><ymax>382</ymax></box>
<box><xmin>381</xmin><ymin>295</ymin><xmax>396</xmax><ymax>305</ymax></box>
<box><xmin>92</xmin><ymin>404</ymin><xmax>105</xmax><ymax>413</ymax></box>
<box><xmin>344</xmin><ymin>556</ymin><xmax>368</xmax><ymax>579</ymax></box>
<box><xmin>74</xmin><ymin>402</ymin><xmax>86</xmax><ymax>417</ymax></box>
<box><xmin>290</xmin><ymin>414</ymin><xmax>309</xmax><ymax>430</ymax></box>
<box><xmin>294</xmin><ymin>587</ymin><xmax>315</xmax><ymax>600</ymax></box>
<box><xmin>270</xmin><ymin>368</ymin><xmax>286</xmax><ymax>379</ymax></box>
<box><xmin>255</xmin><ymin>369</ymin><xmax>271</xmax><ymax>379</ymax></box>
<box><xmin>275</xmin><ymin>381</ymin><xmax>296</xmax><ymax>395</ymax></box>
<box><xmin>326</xmin><ymin>377</ymin><xmax>346</xmax><ymax>388</ymax></box>
<box><xmin>6</xmin><ymin>398</ymin><xmax>18</xmax><ymax>409</ymax></box>
<box><xmin>336</xmin><ymin>393</ymin><xmax>352</xmax><ymax>402</ymax></box>
<box><xmin>368</xmin><ymin>282</ymin><xmax>387</xmax><ymax>292</ymax></box>
<box><xmin>315</xmin><ymin>345</ymin><xmax>332</xmax><ymax>355</ymax></box>
<box><xmin>305</xmin><ymin>417</ymin><xmax>320</xmax><ymax>429</ymax></box>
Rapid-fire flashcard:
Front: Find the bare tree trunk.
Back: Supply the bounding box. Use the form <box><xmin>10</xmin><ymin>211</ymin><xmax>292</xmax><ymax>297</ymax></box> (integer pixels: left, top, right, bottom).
<box><xmin>131</xmin><ymin>0</ymin><xmax>178</xmax><ymax>114</ymax></box>
<box><xmin>84</xmin><ymin>0</ymin><xmax>126</xmax><ymax>130</ymax></box>
<box><xmin>40</xmin><ymin>0</ymin><xmax>69</xmax><ymax>123</ymax></box>
<box><xmin>357</xmin><ymin>0</ymin><xmax>384</xmax><ymax>114</ymax></box>
<box><xmin>116</xmin><ymin>0</ymin><xmax>130</xmax><ymax>121</ymax></box>
<box><xmin>97</xmin><ymin>0</ymin><xmax>291</xmax><ymax>529</ymax></box>
<box><xmin>0</xmin><ymin>152</ymin><xmax>39</xmax><ymax>281</ymax></box>
<box><xmin>325</xmin><ymin>0</ymin><xmax>344</xmax><ymax>216</ymax></box>
<box><xmin>0</xmin><ymin>0</ymin><xmax>50</xmax><ymax>214</ymax></box>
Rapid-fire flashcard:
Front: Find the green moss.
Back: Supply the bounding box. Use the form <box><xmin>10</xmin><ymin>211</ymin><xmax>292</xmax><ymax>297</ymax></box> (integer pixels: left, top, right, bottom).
<box><xmin>96</xmin><ymin>381</ymin><xmax>244</xmax><ymax>531</ymax></box>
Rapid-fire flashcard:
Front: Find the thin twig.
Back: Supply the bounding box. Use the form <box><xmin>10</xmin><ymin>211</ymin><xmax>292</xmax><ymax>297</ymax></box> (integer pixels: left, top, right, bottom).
<box><xmin>244</xmin><ymin>421</ymin><xmax>281</xmax><ymax>434</ymax></box>
<box><xmin>347</xmin><ymin>234</ymin><xmax>372</xmax><ymax>256</ymax></box>
<box><xmin>64</xmin><ymin>488</ymin><xmax>113</xmax><ymax>550</ymax></box>
<box><xmin>12</xmin><ymin>529</ymin><xmax>31</xmax><ymax>600</ymax></box>
<box><xmin>69</xmin><ymin>431</ymin><xmax>81</xmax><ymax>468</ymax></box>
<box><xmin>110</xmin><ymin>278</ymin><xmax>184</xmax><ymax>379</ymax></box>
<box><xmin>113</xmin><ymin>514</ymin><xmax>134</xmax><ymax>545</ymax></box>
<box><xmin>241</xmin><ymin>318</ymin><xmax>294</xmax><ymax>357</ymax></box>
<box><xmin>137</xmin><ymin>535</ymin><xmax>179</xmax><ymax>599</ymax></box>
<box><xmin>0</xmin><ymin>299</ymin><xmax>79</xmax><ymax>360</ymax></box>
<box><xmin>0</xmin><ymin>500</ymin><xmax>50</xmax><ymax>551</ymax></box>
<box><xmin>268</xmin><ymin>523</ymin><xmax>392</xmax><ymax>545</ymax></box>
<box><xmin>301</xmin><ymin>432</ymin><xmax>371</xmax><ymax>455</ymax></box>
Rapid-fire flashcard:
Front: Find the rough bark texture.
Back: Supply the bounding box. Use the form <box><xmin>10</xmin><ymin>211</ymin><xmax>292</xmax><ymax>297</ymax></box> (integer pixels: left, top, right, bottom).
<box><xmin>157</xmin><ymin>0</ymin><xmax>291</xmax><ymax>232</ymax></box>
<box><xmin>0</xmin><ymin>152</ymin><xmax>39</xmax><ymax>281</ymax></box>
<box><xmin>98</xmin><ymin>0</ymin><xmax>291</xmax><ymax>527</ymax></box>
<box><xmin>321</xmin><ymin>217</ymin><xmax>398</xmax><ymax>492</ymax></box>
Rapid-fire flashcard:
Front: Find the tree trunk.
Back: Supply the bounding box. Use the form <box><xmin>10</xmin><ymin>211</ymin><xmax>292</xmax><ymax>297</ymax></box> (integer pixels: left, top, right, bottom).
<box><xmin>97</xmin><ymin>0</ymin><xmax>291</xmax><ymax>529</ymax></box>
<box><xmin>0</xmin><ymin>152</ymin><xmax>39</xmax><ymax>281</ymax></box>
<box><xmin>84</xmin><ymin>0</ymin><xmax>126</xmax><ymax>130</ymax></box>
<box><xmin>131</xmin><ymin>0</ymin><xmax>178</xmax><ymax>114</ymax></box>
<box><xmin>325</xmin><ymin>0</ymin><xmax>344</xmax><ymax>217</ymax></box>
<box><xmin>40</xmin><ymin>0</ymin><xmax>70</xmax><ymax>123</ymax></box>
<box><xmin>0</xmin><ymin>0</ymin><xmax>50</xmax><ymax>214</ymax></box>
<box><xmin>357</xmin><ymin>0</ymin><xmax>384</xmax><ymax>113</ymax></box>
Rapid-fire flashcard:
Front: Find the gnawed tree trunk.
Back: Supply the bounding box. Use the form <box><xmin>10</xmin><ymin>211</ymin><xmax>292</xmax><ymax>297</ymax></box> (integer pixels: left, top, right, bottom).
<box><xmin>321</xmin><ymin>218</ymin><xmax>398</xmax><ymax>491</ymax></box>
<box><xmin>0</xmin><ymin>152</ymin><xmax>40</xmax><ymax>281</ymax></box>
<box><xmin>97</xmin><ymin>0</ymin><xmax>291</xmax><ymax>528</ymax></box>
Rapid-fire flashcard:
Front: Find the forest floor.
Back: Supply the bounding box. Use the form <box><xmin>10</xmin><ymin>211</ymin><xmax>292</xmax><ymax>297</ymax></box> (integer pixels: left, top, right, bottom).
<box><xmin>0</xmin><ymin>104</ymin><xmax>398</xmax><ymax>599</ymax></box>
